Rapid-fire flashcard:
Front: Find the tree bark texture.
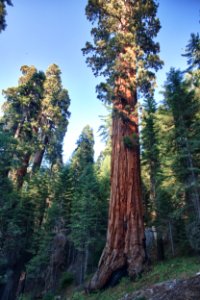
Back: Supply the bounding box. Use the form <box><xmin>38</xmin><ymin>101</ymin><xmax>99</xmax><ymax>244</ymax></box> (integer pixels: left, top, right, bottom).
<box><xmin>15</xmin><ymin>153</ymin><xmax>31</xmax><ymax>189</ymax></box>
<box><xmin>8</xmin><ymin>152</ymin><xmax>31</xmax><ymax>189</ymax></box>
<box><xmin>0</xmin><ymin>263</ymin><xmax>24</xmax><ymax>300</ymax></box>
<box><xmin>32</xmin><ymin>135</ymin><xmax>49</xmax><ymax>173</ymax></box>
<box><xmin>89</xmin><ymin>85</ymin><xmax>145</xmax><ymax>290</ymax></box>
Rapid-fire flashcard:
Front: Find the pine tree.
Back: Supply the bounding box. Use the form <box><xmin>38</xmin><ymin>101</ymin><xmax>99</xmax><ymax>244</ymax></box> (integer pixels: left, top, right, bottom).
<box><xmin>70</xmin><ymin>126</ymin><xmax>101</xmax><ymax>284</ymax></box>
<box><xmin>141</xmin><ymin>98</ymin><xmax>179</xmax><ymax>259</ymax></box>
<box><xmin>163</xmin><ymin>68</ymin><xmax>200</xmax><ymax>220</ymax></box>
<box><xmin>83</xmin><ymin>0</ymin><xmax>163</xmax><ymax>289</ymax></box>
<box><xmin>141</xmin><ymin>96</ymin><xmax>160</xmax><ymax>223</ymax></box>
<box><xmin>24</xmin><ymin>166</ymin><xmax>73</xmax><ymax>295</ymax></box>
<box><xmin>97</xmin><ymin>109</ymin><xmax>112</xmax><ymax>213</ymax></box>
<box><xmin>183</xmin><ymin>33</ymin><xmax>200</xmax><ymax>71</ymax></box>
<box><xmin>0</xmin><ymin>0</ymin><xmax>12</xmax><ymax>32</ymax></box>
<box><xmin>0</xmin><ymin>172</ymin><xmax>35</xmax><ymax>299</ymax></box>
<box><xmin>180</xmin><ymin>34</ymin><xmax>200</xmax><ymax>251</ymax></box>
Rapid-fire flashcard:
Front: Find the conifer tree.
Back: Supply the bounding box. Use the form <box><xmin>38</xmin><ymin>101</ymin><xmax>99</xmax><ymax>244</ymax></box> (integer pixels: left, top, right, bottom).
<box><xmin>141</xmin><ymin>98</ymin><xmax>177</xmax><ymax>259</ymax></box>
<box><xmin>70</xmin><ymin>126</ymin><xmax>100</xmax><ymax>284</ymax></box>
<box><xmin>2</xmin><ymin>65</ymin><xmax>45</xmax><ymax>188</ymax></box>
<box><xmin>141</xmin><ymin>96</ymin><xmax>160</xmax><ymax>223</ymax></box>
<box><xmin>2</xmin><ymin>64</ymin><xmax>70</xmax><ymax>186</ymax></box>
<box><xmin>32</xmin><ymin>64</ymin><xmax>71</xmax><ymax>172</ymax></box>
<box><xmin>163</xmin><ymin>68</ymin><xmax>200</xmax><ymax>220</ymax></box>
<box><xmin>24</xmin><ymin>166</ymin><xmax>73</xmax><ymax>295</ymax></box>
<box><xmin>0</xmin><ymin>64</ymin><xmax>71</xmax><ymax>298</ymax></box>
<box><xmin>0</xmin><ymin>0</ymin><xmax>12</xmax><ymax>32</ymax></box>
<box><xmin>0</xmin><ymin>122</ymin><xmax>16</xmax><ymax>178</ymax></box>
<box><xmin>83</xmin><ymin>0</ymin><xmax>163</xmax><ymax>289</ymax></box>
<box><xmin>183</xmin><ymin>33</ymin><xmax>200</xmax><ymax>71</ymax></box>
<box><xmin>97</xmin><ymin>110</ymin><xmax>112</xmax><ymax>216</ymax></box>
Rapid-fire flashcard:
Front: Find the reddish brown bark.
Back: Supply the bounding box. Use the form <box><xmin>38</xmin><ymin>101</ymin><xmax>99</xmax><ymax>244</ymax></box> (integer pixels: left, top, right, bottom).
<box><xmin>32</xmin><ymin>135</ymin><xmax>48</xmax><ymax>173</ymax></box>
<box><xmin>8</xmin><ymin>121</ymin><xmax>30</xmax><ymax>189</ymax></box>
<box><xmin>88</xmin><ymin>81</ymin><xmax>145</xmax><ymax>290</ymax></box>
<box><xmin>15</xmin><ymin>152</ymin><xmax>31</xmax><ymax>189</ymax></box>
<box><xmin>31</xmin><ymin>149</ymin><xmax>45</xmax><ymax>172</ymax></box>
<box><xmin>8</xmin><ymin>153</ymin><xmax>30</xmax><ymax>189</ymax></box>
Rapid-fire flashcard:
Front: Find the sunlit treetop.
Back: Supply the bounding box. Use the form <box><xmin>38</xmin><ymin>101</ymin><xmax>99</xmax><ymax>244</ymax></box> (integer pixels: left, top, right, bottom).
<box><xmin>83</xmin><ymin>0</ymin><xmax>163</xmax><ymax>102</ymax></box>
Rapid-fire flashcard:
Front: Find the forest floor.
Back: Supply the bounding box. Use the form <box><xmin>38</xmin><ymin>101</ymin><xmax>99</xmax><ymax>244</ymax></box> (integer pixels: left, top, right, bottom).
<box><xmin>67</xmin><ymin>256</ymin><xmax>200</xmax><ymax>300</ymax></box>
<box><xmin>119</xmin><ymin>273</ymin><xmax>200</xmax><ymax>300</ymax></box>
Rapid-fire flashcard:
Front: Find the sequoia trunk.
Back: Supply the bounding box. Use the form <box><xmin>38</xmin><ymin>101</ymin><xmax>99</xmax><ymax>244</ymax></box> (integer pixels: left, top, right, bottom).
<box><xmin>84</xmin><ymin>0</ymin><xmax>162</xmax><ymax>290</ymax></box>
<box><xmin>32</xmin><ymin>134</ymin><xmax>49</xmax><ymax>173</ymax></box>
<box><xmin>8</xmin><ymin>152</ymin><xmax>31</xmax><ymax>189</ymax></box>
<box><xmin>89</xmin><ymin>88</ymin><xmax>145</xmax><ymax>290</ymax></box>
<box><xmin>16</xmin><ymin>153</ymin><xmax>31</xmax><ymax>189</ymax></box>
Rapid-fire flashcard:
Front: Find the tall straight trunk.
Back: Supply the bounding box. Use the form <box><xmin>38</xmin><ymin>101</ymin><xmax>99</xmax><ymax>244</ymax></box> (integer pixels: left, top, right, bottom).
<box><xmin>14</xmin><ymin>117</ymin><xmax>25</xmax><ymax>139</ymax></box>
<box><xmin>15</xmin><ymin>152</ymin><xmax>31</xmax><ymax>189</ymax></box>
<box><xmin>32</xmin><ymin>135</ymin><xmax>48</xmax><ymax>173</ymax></box>
<box><xmin>8</xmin><ymin>152</ymin><xmax>31</xmax><ymax>189</ymax></box>
<box><xmin>8</xmin><ymin>119</ymin><xmax>28</xmax><ymax>187</ymax></box>
<box><xmin>31</xmin><ymin>148</ymin><xmax>45</xmax><ymax>173</ymax></box>
<box><xmin>89</xmin><ymin>85</ymin><xmax>145</xmax><ymax>290</ymax></box>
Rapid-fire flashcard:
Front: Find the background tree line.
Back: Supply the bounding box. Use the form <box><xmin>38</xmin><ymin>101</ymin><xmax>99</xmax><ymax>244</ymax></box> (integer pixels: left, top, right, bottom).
<box><xmin>141</xmin><ymin>32</ymin><xmax>200</xmax><ymax>258</ymax></box>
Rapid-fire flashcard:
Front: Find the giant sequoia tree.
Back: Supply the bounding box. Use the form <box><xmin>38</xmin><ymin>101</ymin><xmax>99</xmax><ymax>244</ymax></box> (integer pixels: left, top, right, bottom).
<box><xmin>83</xmin><ymin>0</ymin><xmax>163</xmax><ymax>290</ymax></box>
<box><xmin>0</xmin><ymin>64</ymin><xmax>70</xmax><ymax>299</ymax></box>
<box><xmin>2</xmin><ymin>64</ymin><xmax>70</xmax><ymax>187</ymax></box>
<box><xmin>3</xmin><ymin>65</ymin><xmax>45</xmax><ymax>188</ymax></box>
<box><xmin>32</xmin><ymin>64</ymin><xmax>71</xmax><ymax>172</ymax></box>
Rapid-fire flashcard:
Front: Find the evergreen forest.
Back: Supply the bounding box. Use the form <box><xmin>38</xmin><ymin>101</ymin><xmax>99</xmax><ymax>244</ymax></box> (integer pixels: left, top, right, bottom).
<box><xmin>0</xmin><ymin>1</ymin><xmax>200</xmax><ymax>299</ymax></box>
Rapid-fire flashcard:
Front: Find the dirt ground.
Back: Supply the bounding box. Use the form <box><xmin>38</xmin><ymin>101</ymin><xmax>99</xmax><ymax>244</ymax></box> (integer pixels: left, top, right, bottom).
<box><xmin>120</xmin><ymin>274</ymin><xmax>200</xmax><ymax>300</ymax></box>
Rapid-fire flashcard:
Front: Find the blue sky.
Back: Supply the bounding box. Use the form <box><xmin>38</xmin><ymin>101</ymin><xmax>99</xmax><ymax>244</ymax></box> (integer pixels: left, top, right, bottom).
<box><xmin>0</xmin><ymin>0</ymin><xmax>199</xmax><ymax>161</ymax></box>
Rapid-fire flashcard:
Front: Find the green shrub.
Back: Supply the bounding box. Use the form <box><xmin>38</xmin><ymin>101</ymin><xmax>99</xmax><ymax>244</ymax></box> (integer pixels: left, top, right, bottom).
<box><xmin>59</xmin><ymin>271</ymin><xmax>74</xmax><ymax>289</ymax></box>
<box><xmin>18</xmin><ymin>295</ymin><xmax>32</xmax><ymax>300</ymax></box>
<box><xmin>42</xmin><ymin>292</ymin><xmax>54</xmax><ymax>300</ymax></box>
<box><xmin>72</xmin><ymin>292</ymin><xmax>85</xmax><ymax>300</ymax></box>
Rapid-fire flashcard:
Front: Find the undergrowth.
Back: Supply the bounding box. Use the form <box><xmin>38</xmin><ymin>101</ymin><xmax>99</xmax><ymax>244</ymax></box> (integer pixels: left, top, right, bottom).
<box><xmin>67</xmin><ymin>256</ymin><xmax>200</xmax><ymax>300</ymax></box>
